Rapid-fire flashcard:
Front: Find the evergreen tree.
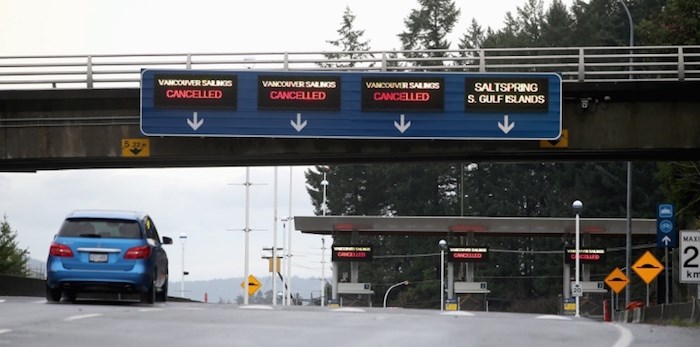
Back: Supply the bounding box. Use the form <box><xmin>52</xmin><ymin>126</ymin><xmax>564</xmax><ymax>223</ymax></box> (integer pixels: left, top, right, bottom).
<box><xmin>540</xmin><ymin>0</ymin><xmax>575</xmax><ymax>47</ymax></box>
<box><xmin>657</xmin><ymin>161</ymin><xmax>700</xmax><ymax>228</ymax></box>
<box><xmin>398</xmin><ymin>0</ymin><xmax>460</xmax><ymax>67</ymax></box>
<box><xmin>0</xmin><ymin>215</ymin><xmax>30</xmax><ymax>276</ymax></box>
<box><xmin>320</xmin><ymin>6</ymin><xmax>374</xmax><ymax>69</ymax></box>
<box><xmin>638</xmin><ymin>0</ymin><xmax>700</xmax><ymax>45</ymax></box>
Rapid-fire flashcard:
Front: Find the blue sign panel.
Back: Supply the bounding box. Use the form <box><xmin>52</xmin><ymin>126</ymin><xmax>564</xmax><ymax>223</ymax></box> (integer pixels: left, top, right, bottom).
<box><xmin>140</xmin><ymin>69</ymin><xmax>562</xmax><ymax>140</ymax></box>
<box><xmin>657</xmin><ymin>203</ymin><xmax>676</xmax><ymax>248</ymax></box>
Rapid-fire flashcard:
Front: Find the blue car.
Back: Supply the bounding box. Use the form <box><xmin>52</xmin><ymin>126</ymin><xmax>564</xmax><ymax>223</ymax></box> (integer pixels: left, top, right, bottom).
<box><xmin>46</xmin><ymin>210</ymin><xmax>172</xmax><ymax>304</ymax></box>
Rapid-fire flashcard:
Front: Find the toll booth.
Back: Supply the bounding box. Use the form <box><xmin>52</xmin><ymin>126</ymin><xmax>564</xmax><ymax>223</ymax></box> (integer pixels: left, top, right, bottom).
<box><xmin>295</xmin><ymin>216</ymin><xmax>657</xmax><ymax>311</ymax></box>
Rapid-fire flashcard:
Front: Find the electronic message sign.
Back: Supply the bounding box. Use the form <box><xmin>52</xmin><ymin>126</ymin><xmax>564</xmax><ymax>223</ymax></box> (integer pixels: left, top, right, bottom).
<box><xmin>448</xmin><ymin>247</ymin><xmax>489</xmax><ymax>262</ymax></box>
<box><xmin>153</xmin><ymin>73</ymin><xmax>237</xmax><ymax>110</ymax></box>
<box><xmin>565</xmin><ymin>248</ymin><xmax>606</xmax><ymax>264</ymax></box>
<box><xmin>257</xmin><ymin>75</ymin><xmax>341</xmax><ymax>111</ymax></box>
<box><xmin>361</xmin><ymin>76</ymin><xmax>444</xmax><ymax>112</ymax></box>
<box><xmin>140</xmin><ymin>69</ymin><xmax>562</xmax><ymax>140</ymax></box>
<box><xmin>331</xmin><ymin>245</ymin><xmax>373</xmax><ymax>262</ymax></box>
<box><xmin>465</xmin><ymin>77</ymin><xmax>548</xmax><ymax>113</ymax></box>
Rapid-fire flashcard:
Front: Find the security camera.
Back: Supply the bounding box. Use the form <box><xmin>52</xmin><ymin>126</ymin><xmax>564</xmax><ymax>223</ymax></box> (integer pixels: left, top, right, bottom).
<box><xmin>580</xmin><ymin>98</ymin><xmax>589</xmax><ymax>109</ymax></box>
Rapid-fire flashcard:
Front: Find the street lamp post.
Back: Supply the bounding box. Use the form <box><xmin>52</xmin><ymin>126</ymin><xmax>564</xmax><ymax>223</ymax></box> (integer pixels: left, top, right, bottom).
<box><xmin>438</xmin><ymin>239</ymin><xmax>447</xmax><ymax>311</ymax></box>
<box><xmin>383</xmin><ymin>280</ymin><xmax>409</xmax><ymax>308</ymax></box>
<box><xmin>320</xmin><ymin>170</ymin><xmax>328</xmax><ymax>307</ymax></box>
<box><xmin>180</xmin><ymin>232</ymin><xmax>187</xmax><ymax>298</ymax></box>
<box><xmin>572</xmin><ymin>200</ymin><xmax>583</xmax><ymax>317</ymax></box>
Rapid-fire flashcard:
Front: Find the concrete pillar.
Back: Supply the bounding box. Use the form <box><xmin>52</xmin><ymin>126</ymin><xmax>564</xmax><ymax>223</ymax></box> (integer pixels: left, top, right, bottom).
<box><xmin>583</xmin><ymin>233</ymin><xmax>591</xmax><ymax>281</ymax></box>
<box><xmin>350</xmin><ymin>231</ymin><xmax>359</xmax><ymax>283</ymax></box>
<box><xmin>332</xmin><ymin>261</ymin><xmax>339</xmax><ymax>302</ymax></box>
<box><xmin>447</xmin><ymin>262</ymin><xmax>455</xmax><ymax>300</ymax></box>
<box><xmin>563</xmin><ymin>257</ymin><xmax>571</xmax><ymax>298</ymax></box>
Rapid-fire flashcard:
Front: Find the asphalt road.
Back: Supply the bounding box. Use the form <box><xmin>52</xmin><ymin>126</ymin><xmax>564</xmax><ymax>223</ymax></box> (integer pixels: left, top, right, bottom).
<box><xmin>1</xmin><ymin>296</ymin><xmax>698</xmax><ymax>347</ymax></box>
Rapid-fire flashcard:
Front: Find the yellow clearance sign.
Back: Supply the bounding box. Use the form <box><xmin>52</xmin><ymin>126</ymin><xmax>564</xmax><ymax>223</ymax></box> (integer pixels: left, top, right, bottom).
<box><xmin>240</xmin><ymin>274</ymin><xmax>262</xmax><ymax>296</ymax></box>
<box><xmin>121</xmin><ymin>138</ymin><xmax>150</xmax><ymax>157</ymax></box>
<box><xmin>604</xmin><ymin>267</ymin><xmax>629</xmax><ymax>294</ymax></box>
<box><xmin>632</xmin><ymin>250</ymin><xmax>664</xmax><ymax>285</ymax></box>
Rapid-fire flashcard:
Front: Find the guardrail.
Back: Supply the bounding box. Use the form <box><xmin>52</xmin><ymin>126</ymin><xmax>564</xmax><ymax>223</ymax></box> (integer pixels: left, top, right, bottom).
<box><xmin>1</xmin><ymin>46</ymin><xmax>699</xmax><ymax>90</ymax></box>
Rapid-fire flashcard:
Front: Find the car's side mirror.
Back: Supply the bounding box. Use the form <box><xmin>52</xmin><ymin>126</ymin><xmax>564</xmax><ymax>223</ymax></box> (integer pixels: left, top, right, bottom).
<box><xmin>162</xmin><ymin>236</ymin><xmax>173</xmax><ymax>245</ymax></box>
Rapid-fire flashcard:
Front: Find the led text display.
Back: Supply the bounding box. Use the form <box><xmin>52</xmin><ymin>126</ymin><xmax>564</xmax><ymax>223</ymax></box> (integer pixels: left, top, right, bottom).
<box><xmin>331</xmin><ymin>245</ymin><xmax>373</xmax><ymax>262</ymax></box>
<box><xmin>448</xmin><ymin>247</ymin><xmax>489</xmax><ymax>263</ymax></box>
<box><xmin>258</xmin><ymin>75</ymin><xmax>341</xmax><ymax>111</ymax></box>
<box><xmin>361</xmin><ymin>76</ymin><xmax>444</xmax><ymax>112</ymax></box>
<box><xmin>565</xmin><ymin>248</ymin><xmax>606</xmax><ymax>264</ymax></box>
<box><xmin>153</xmin><ymin>73</ymin><xmax>237</xmax><ymax>110</ymax></box>
<box><xmin>465</xmin><ymin>77</ymin><xmax>549</xmax><ymax>112</ymax></box>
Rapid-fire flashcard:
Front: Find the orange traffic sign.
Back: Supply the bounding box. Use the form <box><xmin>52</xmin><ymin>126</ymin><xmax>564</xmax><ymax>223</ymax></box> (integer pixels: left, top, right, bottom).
<box><xmin>632</xmin><ymin>250</ymin><xmax>664</xmax><ymax>285</ymax></box>
<box><xmin>240</xmin><ymin>274</ymin><xmax>262</xmax><ymax>296</ymax></box>
<box><xmin>604</xmin><ymin>267</ymin><xmax>629</xmax><ymax>294</ymax></box>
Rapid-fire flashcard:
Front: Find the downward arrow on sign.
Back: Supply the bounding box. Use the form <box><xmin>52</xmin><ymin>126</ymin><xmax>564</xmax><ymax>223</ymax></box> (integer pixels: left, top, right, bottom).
<box><xmin>187</xmin><ymin>112</ymin><xmax>204</xmax><ymax>131</ymax></box>
<box><xmin>498</xmin><ymin>115</ymin><xmax>515</xmax><ymax>134</ymax></box>
<box><xmin>291</xmin><ymin>113</ymin><xmax>307</xmax><ymax>132</ymax></box>
<box><xmin>394</xmin><ymin>114</ymin><xmax>411</xmax><ymax>133</ymax></box>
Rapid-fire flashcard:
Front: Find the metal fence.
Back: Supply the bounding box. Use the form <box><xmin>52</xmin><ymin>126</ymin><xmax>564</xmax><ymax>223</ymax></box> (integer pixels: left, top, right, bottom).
<box><xmin>1</xmin><ymin>46</ymin><xmax>699</xmax><ymax>90</ymax></box>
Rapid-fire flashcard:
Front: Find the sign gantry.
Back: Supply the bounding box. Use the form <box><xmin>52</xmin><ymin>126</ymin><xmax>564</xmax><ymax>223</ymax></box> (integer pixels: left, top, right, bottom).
<box><xmin>140</xmin><ymin>70</ymin><xmax>562</xmax><ymax>140</ymax></box>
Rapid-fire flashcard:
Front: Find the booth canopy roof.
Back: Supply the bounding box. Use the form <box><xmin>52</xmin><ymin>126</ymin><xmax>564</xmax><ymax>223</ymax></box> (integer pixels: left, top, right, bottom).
<box><xmin>294</xmin><ymin>216</ymin><xmax>657</xmax><ymax>236</ymax></box>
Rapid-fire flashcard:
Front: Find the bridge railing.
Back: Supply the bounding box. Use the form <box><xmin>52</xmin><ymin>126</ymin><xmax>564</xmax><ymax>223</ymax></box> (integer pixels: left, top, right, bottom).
<box><xmin>0</xmin><ymin>46</ymin><xmax>698</xmax><ymax>90</ymax></box>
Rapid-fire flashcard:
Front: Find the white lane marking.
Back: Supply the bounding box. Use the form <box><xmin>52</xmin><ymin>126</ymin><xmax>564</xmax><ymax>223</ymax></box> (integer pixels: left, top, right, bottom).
<box><xmin>536</xmin><ymin>315</ymin><xmax>571</xmax><ymax>320</ymax></box>
<box><xmin>239</xmin><ymin>305</ymin><xmax>273</xmax><ymax>310</ymax></box>
<box><xmin>332</xmin><ymin>308</ymin><xmax>366</xmax><ymax>313</ymax></box>
<box><xmin>0</xmin><ymin>329</ymin><xmax>11</xmax><ymax>335</ymax></box>
<box><xmin>33</xmin><ymin>300</ymin><xmax>47</xmax><ymax>304</ymax></box>
<box><xmin>612</xmin><ymin>324</ymin><xmax>634</xmax><ymax>347</ymax></box>
<box><xmin>138</xmin><ymin>308</ymin><xmax>164</xmax><ymax>312</ymax></box>
<box><xmin>64</xmin><ymin>313</ymin><xmax>102</xmax><ymax>321</ymax></box>
<box><xmin>440</xmin><ymin>311</ymin><xmax>475</xmax><ymax>317</ymax></box>
<box><xmin>0</xmin><ymin>299</ymin><xmax>5</xmax><ymax>303</ymax></box>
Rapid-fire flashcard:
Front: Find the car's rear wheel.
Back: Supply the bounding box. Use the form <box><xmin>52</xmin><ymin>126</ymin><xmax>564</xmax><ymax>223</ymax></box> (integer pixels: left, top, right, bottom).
<box><xmin>141</xmin><ymin>273</ymin><xmax>156</xmax><ymax>304</ymax></box>
<box><xmin>46</xmin><ymin>285</ymin><xmax>61</xmax><ymax>302</ymax></box>
<box><xmin>156</xmin><ymin>280</ymin><xmax>168</xmax><ymax>302</ymax></box>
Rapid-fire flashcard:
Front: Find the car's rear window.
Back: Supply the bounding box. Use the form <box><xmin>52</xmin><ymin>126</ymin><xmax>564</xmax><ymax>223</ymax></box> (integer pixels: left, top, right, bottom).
<box><xmin>58</xmin><ymin>218</ymin><xmax>142</xmax><ymax>239</ymax></box>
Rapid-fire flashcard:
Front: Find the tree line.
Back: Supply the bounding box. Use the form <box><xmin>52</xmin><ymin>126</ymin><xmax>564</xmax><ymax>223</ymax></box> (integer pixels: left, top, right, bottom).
<box><xmin>306</xmin><ymin>0</ymin><xmax>700</xmax><ymax>311</ymax></box>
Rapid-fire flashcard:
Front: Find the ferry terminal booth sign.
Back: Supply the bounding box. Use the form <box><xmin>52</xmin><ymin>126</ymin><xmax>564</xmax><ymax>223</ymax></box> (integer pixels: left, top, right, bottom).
<box><xmin>331</xmin><ymin>245</ymin><xmax>373</xmax><ymax>262</ymax></box>
<box><xmin>564</xmin><ymin>248</ymin><xmax>606</xmax><ymax>264</ymax></box>
<box><xmin>448</xmin><ymin>247</ymin><xmax>489</xmax><ymax>262</ymax></box>
<box><xmin>140</xmin><ymin>69</ymin><xmax>561</xmax><ymax>139</ymax></box>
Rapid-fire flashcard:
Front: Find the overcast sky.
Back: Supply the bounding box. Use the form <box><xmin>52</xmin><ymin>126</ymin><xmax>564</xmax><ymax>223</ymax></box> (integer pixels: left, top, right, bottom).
<box><xmin>0</xmin><ymin>0</ymin><xmax>573</xmax><ymax>287</ymax></box>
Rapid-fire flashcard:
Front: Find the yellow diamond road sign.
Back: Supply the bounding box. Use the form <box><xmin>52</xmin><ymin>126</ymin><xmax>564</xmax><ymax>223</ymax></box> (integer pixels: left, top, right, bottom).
<box><xmin>604</xmin><ymin>267</ymin><xmax>629</xmax><ymax>294</ymax></box>
<box><xmin>632</xmin><ymin>250</ymin><xmax>664</xmax><ymax>285</ymax></box>
<box><xmin>240</xmin><ymin>274</ymin><xmax>262</xmax><ymax>296</ymax></box>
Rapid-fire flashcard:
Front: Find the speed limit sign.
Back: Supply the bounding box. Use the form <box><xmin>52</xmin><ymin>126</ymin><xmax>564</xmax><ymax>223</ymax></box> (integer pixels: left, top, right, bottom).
<box><xmin>680</xmin><ymin>230</ymin><xmax>700</xmax><ymax>283</ymax></box>
<box><xmin>571</xmin><ymin>283</ymin><xmax>583</xmax><ymax>297</ymax></box>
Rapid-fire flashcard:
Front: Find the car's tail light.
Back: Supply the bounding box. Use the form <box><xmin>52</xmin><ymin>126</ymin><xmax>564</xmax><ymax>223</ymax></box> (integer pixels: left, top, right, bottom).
<box><xmin>49</xmin><ymin>242</ymin><xmax>74</xmax><ymax>257</ymax></box>
<box><xmin>124</xmin><ymin>245</ymin><xmax>151</xmax><ymax>259</ymax></box>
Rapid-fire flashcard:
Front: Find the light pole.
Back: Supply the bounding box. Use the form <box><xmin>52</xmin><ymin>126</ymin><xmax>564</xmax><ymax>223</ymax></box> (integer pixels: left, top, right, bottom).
<box><xmin>572</xmin><ymin>200</ymin><xmax>583</xmax><ymax>317</ymax></box>
<box><xmin>383</xmin><ymin>280</ymin><xmax>409</xmax><ymax>308</ymax></box>
<box><xmin>438</xmin><ymin>239</ymin><xmax>447</xmax><ymax>311</ymax></box>
<box><xmin>180</xmin><ymin>232</ymin><xmax>187</xmax><ymax>298</ymax></box>
<box><xmin>320</xmin><ymin>169</ymin><xmax>329</xmax><ymax>307</ymax></box>
<box><xmin>617</xmin><ymin>0</ymin><xmax>634</xmax><ymax>78</ymax></box>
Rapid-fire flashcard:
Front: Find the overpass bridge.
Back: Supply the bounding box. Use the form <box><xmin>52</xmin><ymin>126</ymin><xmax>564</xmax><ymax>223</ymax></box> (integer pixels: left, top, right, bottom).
<box><xmin>1</xmin><ymin>46</ymin><xmax>699</xmax><ymax>171</ymax></box>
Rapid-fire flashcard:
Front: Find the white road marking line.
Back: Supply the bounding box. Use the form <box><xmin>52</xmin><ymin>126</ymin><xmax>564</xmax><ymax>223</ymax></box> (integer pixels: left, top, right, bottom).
<box><xmin>332</xmin><ymin>308</ymin><xmax>366</xmax><ymax>313</ymax></box>
<box><xmin>535</xmin><ymin>315</ymin><xmax>571</xmax><ymax>320</ymax></box>
<box><xmin>138</xmin><ymin>308</ymin><xmax>164</xmax><ymax>313</ymax></box>
<box><xmin>33</xmin><ymin>300</ymin><xmax>47</xmax><ymax>304</ymax></box>
<box><xmin>0</xmin><ymin>300</ymin><xmax>5</xmax><ymax>303</ymax></box>
<box><xmin>64</xmin><ymin>313</ymin><xmax>102</xmax><ymax>321</ymax></box>
<box><xmin>239</xmin><ymin>305</ymin><xmax>273</xmax><ymax>310</ymax></box>
<box><xmin>440</xmin><ymin>311</ymin><xmax>475</xmax><ymax>317</ymax></box>
<box><xmin>0</xmin><ymin>329</ymin><xmax>11</xmax><ymax>335</ymax></box>
<box><xmin>612</xmin><ymin>324</ymin><xmax>634</xmax><ymax>347</ymax></box>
